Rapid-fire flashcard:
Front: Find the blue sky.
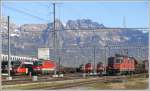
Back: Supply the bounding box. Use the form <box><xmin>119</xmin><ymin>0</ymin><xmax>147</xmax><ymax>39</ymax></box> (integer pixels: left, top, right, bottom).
<box><xmin>1</xmin><ymin>1</ymin><xmax>149</xmax><ymax>28</ymax></box>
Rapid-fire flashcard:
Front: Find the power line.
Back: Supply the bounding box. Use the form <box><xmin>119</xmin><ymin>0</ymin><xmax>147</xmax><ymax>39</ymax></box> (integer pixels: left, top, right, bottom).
<box><xmin>4</xmin><ymin>5</ymin><xmax>49</xmax><ymax>22</ymax></box>
<box><xmin>18</xmin><ymin>7</ymin><xmax>51</xmax><ymax>17</ymax></box>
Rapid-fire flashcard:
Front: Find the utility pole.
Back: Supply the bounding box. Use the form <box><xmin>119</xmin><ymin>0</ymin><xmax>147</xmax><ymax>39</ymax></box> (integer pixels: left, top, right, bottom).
<box><xmin>0</xmin><ymin>15</ymin><xmax>2</xmax><ymax>90</ymax></box>
<box><xmin>52</xmin><ymin>3</ymin><xmax>62</xmax><ymax>77</ymax></box>
<box><xmin>53</xmin><ymin>3</ymin><xmax>57</xmax><ymax>76</ymax></box>
<box><xmin>104</xmin><ymin>36</ymin><xmax>108</xmax><ymax>79</ymax></box>
<box><xmin>53</xmin><ymin>3</ymin><xmax>56</xmax><ymax>59</ymax></box>
<box><xmin>104</xmin><ymin>45</ymin><xmax>107</xmax><ymax>74</ymax></box>
<box><xmin>7</xmin><ymin>16</ymin><xmax>12</xmax><ymax>80</ymax></box>
<box><xmin>58</xmin><ymin>57</ymin><xmax>60</xmax><ymax>74</ymax></box>
<box><xmin>76</xmin><ymin>55</ymin><xmax>79</xmax><ymax>68</ymax></box>
<box><xmin>75</xmin><ymin>55</ymin><xmax>78</xmax><ymax>73</ymax></box>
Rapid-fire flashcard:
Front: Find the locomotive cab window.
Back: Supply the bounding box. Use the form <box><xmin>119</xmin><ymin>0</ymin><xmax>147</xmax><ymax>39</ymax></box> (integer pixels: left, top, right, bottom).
<box><xmin>116</xmin><ymin>59</ymin><xmax>122</xmax><ymax>63</ymax></box>
<box><xmin>23</xmin><ymin>64</ymin><xmax>33</xmax><ymax>68</ymax></box>
<box><xmin>34</xmin><ymin>61</ymin><xmax>42</xmax><ymax>66</ymax></box>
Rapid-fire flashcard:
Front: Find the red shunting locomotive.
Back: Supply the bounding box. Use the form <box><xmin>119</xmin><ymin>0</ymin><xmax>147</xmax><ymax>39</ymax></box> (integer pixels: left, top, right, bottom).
<box><xmin>97</xmin><ymin>62</ymin><xmax>105</xmax><ymax>75</ymax></box>
<box><xmin>107</xmin><ymin>54</ymin><xmax>137</xmax><ymax>75</ymax></box>
<box><xmin>84</xmin><ymin>63</ymin><xmax>93</xmax><ymax>73</ymax></box>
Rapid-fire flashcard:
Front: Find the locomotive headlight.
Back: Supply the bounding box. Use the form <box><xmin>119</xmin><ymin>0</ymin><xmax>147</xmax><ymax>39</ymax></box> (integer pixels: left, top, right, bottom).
<box><xmin>10</xmin><ymin>67</ymin><xmax>12</xmax><ymax>70</ymax></box>
<box><xmin>36</xmin><ymin>68</ymin><xmax>40</xmax><ymax>70</ymax></box>
<box><xmin>37</xmin><ymin>67</ymin><xmax>41</xmax><ymax>70</ymax></box>
<box><xmin>37</xmin><ymin>68</ymin><xmax>40</xmax><ymax>70</ymax></box>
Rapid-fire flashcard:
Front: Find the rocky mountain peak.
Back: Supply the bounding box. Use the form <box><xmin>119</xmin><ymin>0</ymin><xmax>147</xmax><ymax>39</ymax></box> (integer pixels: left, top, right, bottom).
<box><xmin>19</xmin><ymin>24</ymin><xmax>48</xmax><ymax>32</ymax></box>
<box><xmin>65</xmin><ymin>19</ymin><xmax>105</xmax><ymax>30</ymax></box>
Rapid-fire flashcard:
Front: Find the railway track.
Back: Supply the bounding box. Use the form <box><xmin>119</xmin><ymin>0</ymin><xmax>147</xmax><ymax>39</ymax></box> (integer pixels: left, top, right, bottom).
<box><xmin>2</xmin><ymin>78</ymin><xmax>76</xmax><ymax>85</ymax></box>
<box><xmin>4</xmin><ymin>74</ymin><xmax>147</xmax><ymax>90</ymax></box>
<box><xmin>35</xmin><ymin>76</ymin><xmax>127</xmax><ymax>90</ymax></box>
<box><xmin>44</xmin><ymin>79</ymin><xmax>101</xmax><ymax>90</ymax></box>
<box><xmin>2</xmin><ymin>73</ymin><xmax>146</xmax><ymax>86</ymax></box>
<box><xmin>2</xmin><ymin>74</ymin><xmax>82</xmax><ymax>85</ymax></box>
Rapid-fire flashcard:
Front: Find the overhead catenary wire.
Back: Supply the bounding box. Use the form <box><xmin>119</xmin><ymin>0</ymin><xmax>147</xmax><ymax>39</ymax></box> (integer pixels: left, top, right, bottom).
<box><xmin>35</xmin><ymin>2</ymin><xmax>50</xmax><ymax>8</ymax></box>
<box><xmin>17</xmin><ymin>7</ymin><xmax>52</xmax><ymax>17</ymax></box>
<box><xmin>3</xmin><ymin>5</ymin><xmax>49</xmax><ymax>22</ymax></box>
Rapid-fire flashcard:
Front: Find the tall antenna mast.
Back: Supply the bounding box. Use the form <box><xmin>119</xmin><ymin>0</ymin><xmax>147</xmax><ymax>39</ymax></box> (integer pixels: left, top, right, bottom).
<box><xmin>123</xmin><ymin>16</ymin><xmax>126</xmax><ymax>28</ymax></box>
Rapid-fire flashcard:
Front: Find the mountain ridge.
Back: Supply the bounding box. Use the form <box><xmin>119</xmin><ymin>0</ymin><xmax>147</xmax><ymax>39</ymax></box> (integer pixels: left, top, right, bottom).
<box><xmin>1</xmin><ymin>18</ymin><xmax>148</xmax><ymax>67</ymax></box>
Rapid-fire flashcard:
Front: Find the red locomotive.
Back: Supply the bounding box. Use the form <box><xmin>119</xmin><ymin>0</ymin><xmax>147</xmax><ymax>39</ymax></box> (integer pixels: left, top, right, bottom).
<box><xmin>2</xmin><ymin>59</ymin><xmax>57</xmax><ymax>76</ymax></box>
<box><xmin>33</xmin><ymin>59</ymin><xmax>56</xmax><ymax>75</ymax></box>
<box><xmin>143</xmin><ymin>60</ymin><xmax>149</xmax><ymax>73</ymax></box>
<box><xmin>96</xmin><ymin>62</ymin><xmax>105</xmax><ymax>75</ymax></box>
<box><xmin>107</xmin><ymin>54</ymin><xmax>137</xmax><ymax>75</ymax></box>
<box><xmin>14</xmin><ymin>61</ymin><xmax>33</xmax><ymax>75</ymax></box>
<box><xmin>84</xmin><ymin>63</ymin><xmax>93</xmax><ymax>73</ymax></box>
<box><xmin>78</xmin><ymin>63</ymin><xmax>93</xmax><ymax>73</ymax></box>
<box><xmin>2</xmin><ymin>61</ymin><xmax>33</xmax><ymax>76</ymax></box>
